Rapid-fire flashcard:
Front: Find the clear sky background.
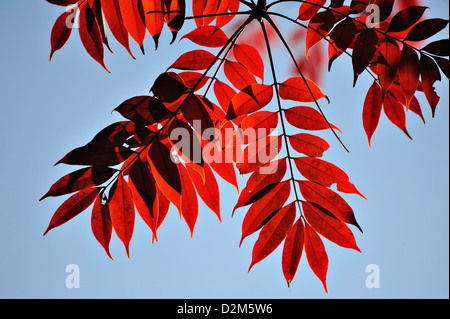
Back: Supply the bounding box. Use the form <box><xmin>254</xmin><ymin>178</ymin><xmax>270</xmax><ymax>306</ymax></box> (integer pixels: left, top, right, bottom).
<box><xmin>0</xmin><ymin>0</ymin><xmax>448</xmax><ymax>299</ymax></box>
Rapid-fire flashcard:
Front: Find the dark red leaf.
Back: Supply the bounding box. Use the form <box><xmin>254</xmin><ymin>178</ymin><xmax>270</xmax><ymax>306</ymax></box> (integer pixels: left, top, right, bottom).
<box><xmin>147</xmin><ymin>137</ymin><xmax>182</xmax><ymax>211</ymax></box>
<box><xmin>352</xmin><ymin>28</ymin><xmax>378</xmax><ymax>86</ymax></box>
<box><xmin>181</xmin><ymin>95</ymin><xmax>216</xmax><ymax>138</ymax></box>
<box><xmin>56</xmin><ymin>144</ymin><xmax>135</xmax><ymax>166</ymax></box>
<box><xmin>151</xmin><ymin>72</ymin><xmax>188</xmax><ymax>103</ymax></box>
<box><xmin>399</xmin><ymin>45</ymin><xmax>420</xmax><ymax>108</ymax></box>
<box><xmin>108</xmin><ymin>174</ymin><xmax>135</xmax><ymax>257</ymax></box>
<box><xmin>44</xmin><ymin>188</ymin><xmax>98</xmax><ymax>235</ymax></box>
<box><xmin>248</xmin><ymin>202</ymin><xmax>296</xmax><ymax>271</ymax></box>
<box><xmin>329</xmin><ymin>18</ymin><xmax>357</xmax><ymax>52</ymax></box>
<box><xmin>420</xmin><ymin>54</ymin><xmax>442</xmax><ymax>117</ymax></box>
<box><xmin>46</xmin><ymin>0</ymin><xmax>78</xmax><ymax>5</ymax></box>
<box><xmin>239</xmin><ymin>111</ymin><xmax>279</xmax><ymax>144</ymax></box>
<box><xmin>387</xmin><ymin>5</ymin><xmax>428</xmax><ymax>33</ymax></box>
<box><xmin>405</xmin><ymin>18</ymin><xmax>449</xmax><ymax>42</ymax></box>
<box><xmin>114</xmin><ymin>95</ymin><xmax>171</xmax><ymax>125</ymax></box>
<box><xmin>41</xmin><ymin>166</ymin><xmax>117</xmax><ymax>200</ymax></box>
<box><xmin>91</xmin><ymin>195</ymin><xmax>113</xmax><ymax>259</ymax></box>
<box><xmin>421</xmin><ymin>39</ymin><xmax>450</xmax><ymax>57</ymax></box>
<box><xmin>49</xmin><ymin>9</ymin><xmax>75</xmax><ymax>60</ymax></box>
<box><xmin>164</xmin><ymin>0</ymin><xmax>186</xmax><ymax>43</ymax></box>
<box><xmin>128</xmin><ymin>160</ymin><xmax>159</xmax><ymax>238</ymax></box>
<box><xmin>377</xmin><ymin>39</ymin><xmax>402</xmax><ymax>95</ymax></box>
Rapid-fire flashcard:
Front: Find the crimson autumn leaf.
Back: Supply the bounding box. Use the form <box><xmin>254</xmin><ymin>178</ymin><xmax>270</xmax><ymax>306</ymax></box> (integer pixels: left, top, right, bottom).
<box><xmin>304</xmin><ymin>221</ymin><xmax>329</xmax><ymax>293</ymax></box>
<box><xmin>232</xmin><ymin>44</ymin><xmax>265</xmax><ymax>81</ymax></box>
<box><xmin>282</xmin><ymin>218</ymin><xmax>305</xmax><ymax>287</ymax></box>
<box><xmin>49</xmin><ymin>9</ymin><xmax>75</xmax><ymax>60</ymax></box>
<box><xmin>279</xmin><ymin>77</ymin><xmax>327</xmax><ymax>103</ymax></box>
<box><xmin>181</xmin><ymin>25</ymin><xmax>229</xmax><ymax>47</ymax></box>
<box><xmin>91</xmin><ymin>195</ymin><xmax>113</xmax><ymax>259</ymax></box>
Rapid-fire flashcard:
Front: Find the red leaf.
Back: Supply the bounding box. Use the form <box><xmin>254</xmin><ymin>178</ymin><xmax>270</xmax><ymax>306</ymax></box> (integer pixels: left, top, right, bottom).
<box><xmin>284</xmin><ymin>106</ymin><xmax>341</xmax><ymax>132</ymax></box>
<box><xmin>279</xmin><ymin>77</ymin><xmax>327</xmax><ymax>103</ymax></box>
<box><xmin>328</xmin><ymin>18</ymin><xmax>357</xmax><ymax>52</ymax></box>
<box><xmin>420</xmin><ymin>54</ymin><xmax>442</xmax><ymax>117</ymax></box>
<box><xmin>164</xmin><ymin>0</ymin><xmax>186</xmax><ymax>43</ymax></box>
<box><xmin>294</xmin><ymin>157</ymin><xmax>366</xmax><ymax>199</ymax></box>
<box><xmin>387</xmin><ymin>5</ymin><xmax>428</xmax><ymax>33</ymax></box>
<box><xmin>288</xmin><ymin>133</ymin><xmax>330</xmax><ymax>157</ymax></box>
<box><xmin>169</xmin><ymin>49</ymin><xmax>216</xmax><ymax>70</ymax></box>
<box><xmin>178</xmin><ymin>163</ymin><xmax>198</xmax><ymax>238</ymax></box>
<box><xmin>181</xmin><ymin>25</ymin><xmax>229</xmax><ymax>47</ymax></box>
<box><xmin>147</xmin><ymin>138</ymin><xmax>182</xmax><ymax>211</ymax></box>
<box><xmin>46</xmin><ymin>0</ymin><xmax>78</xmax><ymax>5</ymax></box>
<box><xmin>421</xmin><ymin>39</ymin><xmax>450</xmax><ymax>57</ymax></box>
<box><xmin>363</xmin><ymin>81</ymin><xmax>383</xmax><ymax>148</ymax></box>
<box><xmin>44</xmin><ymin>188</ymin><xmax>98</xmax><ymax>235</ymax></box>
<box><xmin>234</xmin><ymin>158</ymin><xmax>287</xmax><ymax>213</ymax></box>
<box><xmin>383</xmin><ymin>92</ymin><xmax>411</xmax><ymax>138</ymax></box>
<box><xmin>151</xmin><ymin>72</ymin><xmax>188</xmax><ymax>103</ymax></box>
<box><xmin>141</xmin><ymin>0</ymin><xmax>165</xmax><ymax>49</ymax></box>
<box><xmin>377</xmin><ymin>39</ymin><xmax>402</xmax><ymax>95</ymax></box>
<box><xmin>240</xmin><ymin>180</ymin><xmax>291</xmax><ymax>246</ymax></box>
<box><xmin>78</xmin><ymin>1</ymin><xmax>110</xmax><ymax>72</ymax></box>
<box><xmin>49</xmin><ymin>9</ymin><xmax>75</xmax><ymax>60</ymax></box>
<box><xmin>201</xmin><ymin>0</ymin><xmax>220</xmax><ymax>28</ymax></box>
<box><xmin>405</xmin><ymin>18</ymin><xmax>449</xmax><ymax>42</ymax></box>
<box><xmin>178</xmin><ymin>71</ymin><xmax>210</xmax><ymax>91</ymax></box>
<box><xmin>239</xmin><ymin>111</ymin><xmax>279</xmax><ymax>144</ymax></box>
<box><xmin>224</xmin><ymin>60</ymin><xmax>257</xmax><ymax>91</ymax></box>
<box><xmin>102</xmin><ymin>0</ymin><xmax>134</xmax><ymax>57</ymax></box>
<box><xmin>41</xmin><ymin>166</ymin><xmax>117</xmax><ymax>200</ymax></box>
<box><xmin>352</xmin><ymin>28</ymin><xmax>378</xmax><ymax>86</ymax></box>
<box><xmin>118</xmin><ymin>0</ymin><xmax>146</xmax><ymax>46</ymax></box>
<box><xmin>192</xmin><ymin>0</ymin><xmax>207</xmax><ymax>28</ymax></box>
<box><xmin>399</xmin><ymin>45</ymin><xmax>420</xmax><ymax>108</ymax></box>
<box><xmin>108</xmin><ymin>174</ymin><xmax>135</xmax><ymax>257</ymax></box>
<box><xmin>302</xmin><ymin>201</ymin><xmax>360</xmax><ymax>251</ymax></box>
<box><xmin>304</xmin><ymin>221</ymin><xmax>329</xmax><ymax>293</ymax></box>
<box><xmin>56</xmin><ymin>144</ymin><xmax>135</xmax><ymax>166</ymax></box>
<box><xmin>298</xmin><ymin>0</ymin><xmax>326</xmax><ymax>21</ymax></box>
<box><xmin>226</xmin><ymin>84</ymin><xmax>274</xmax><ymax>120</ymax></box>
<box><xmin>182</xmin><ymin>94</ymin><xmax>216</xmax><ymax>137</ymax></box>
<box><xmin>216</xmin><ymin>0</ymin><xmax>240</xmax><ymax>27</ymax></box>
<box><xmin>114</xmin><ymin>96</ymin><xmax>171</xmax><ymax>125</ymax></box>
<box><xmin>248</xmin><ymin>202</ymin><xmax>296</xmax><ymax>271</ymax></box>
<box><xmin>236</xmin><ymin>135</ymin><xmax>283</xmax><ymax>175</ymax></box>
<box><xmin>282</xmin><ymin>218</ymin><xmax>305</xmax><ymax>287</ymax></box>
<box><xmin>305</xmin><ymin>10</ymin><xmax>335</xmax><ymax>57</ymax></box>
<box><xmin>186</xmin><ymin>162</ymin><xmax>221</xmax><ymax>221</ymax></box>
<box><xmin>91</xmin><ymin>195</ymin><xmax>113</xmax><ymax>259</ymax></box>
<box><xmin>128</xmin><ymin>160</ymin><xmax>159</xmax><ymax>239</ymax></box>
<box><xmin>298</xmin><ymin>180</ymin><xmax>362</xmax><ymax>232</ymax></box>
<box><xmin>232</xmin><ymin>44</ymin><xmax>265</xmax><ymax>80</ymax></box>
<box><xmin>213</xmin><ymin>80</ymin><xmax>236</xmax><ymax>114</ymax></box>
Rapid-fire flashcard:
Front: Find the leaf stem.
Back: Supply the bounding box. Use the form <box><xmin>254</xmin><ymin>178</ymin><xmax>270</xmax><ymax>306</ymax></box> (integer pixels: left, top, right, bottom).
<box><xmin>259</xmin><ymin>19</ymin><xmax>303</xmax><ymax>215</ymax></box>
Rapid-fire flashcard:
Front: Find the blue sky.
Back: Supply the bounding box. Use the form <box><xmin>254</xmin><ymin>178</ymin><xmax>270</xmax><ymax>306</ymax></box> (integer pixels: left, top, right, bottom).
<box><xmin>0</xmin><ymin>0</ymin><xmax>448</xmax><ymax>299</ymax></box>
